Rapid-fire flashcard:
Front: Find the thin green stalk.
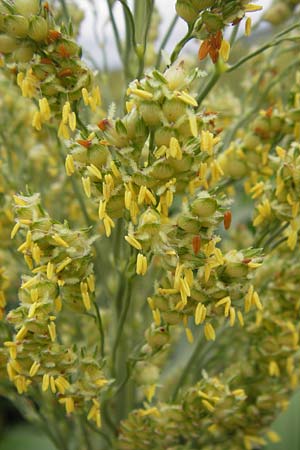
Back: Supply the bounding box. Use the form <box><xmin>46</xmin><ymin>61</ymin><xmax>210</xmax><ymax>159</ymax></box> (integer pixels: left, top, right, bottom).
<box><xmin>85</xmin><ymin>419</ymin><xmax>113</xmax><ymax>446</ymax></box>
<box><xmin>80</xmin><ymin>417</ymin><xmax>93</xmax><ymax>450</ymax></box>
<box><xmin>264</xmin><ymin>223</ymin><xmax>289</xmax><ymax>251</ymax></box>
<box><xmin>58</xmin><ymin>0</ymin><xmax>69</xmax><ymax>22</ymax></box>
<box><xmin>170</xmin><ymin>25</ymin><xmax>194</xmax><ymax>64</ymax></box>
<box><xmin>156</xmin><ymin>14</ymin><xmax>179</xmax><ymax>68</ymax></box>
<box><xmin>122</xmin><ymin>1</ymin><xmax>133</xmax><ymax>81</ymax></box>
<box><xmin>0</xmin><ymin>131</ymin><xmax>14</xmax><ymax>177</ymax></box>
<box><xmin>172</xmin><ymin>325</ymin><xmax>226</xmax><ymax>402</ymax></box>
<box><xmin>94</xmin><ymin>302</ymin><xmax>105</xmax><ymax>359</ymax></box>
<box><xmin>106</xmin><ymin>0</ymin><xmax>123</xmax><ymax>62</ymax></box>
<box><xmin>102</xmin><ymin>401</ymin><xmax>118</xmax><ymax>435</ymax></box>
<box><xmin>137</xmin><ymin>0</ymin><xmax>154</xmax><ymax>79</ymax></box>
<box><xmin>171</xmin><ymin>331</ymin><xmax>204</xmax><ymax>402</ymax></box>
<box><xmin>36</xmin><ymin>407</ymin><xmax>67</xmax><ymax>450</ymax></box>
<box><xmin>254</xmin><ymin>223</ymin><xmax>277</xmax><ymax>248</ymax></box>
<box><xmin>196</xmin><ymin>67</ymin><xmax>220</xmax><ymax>104</ymax></box>
<box><xmin>229</xmin><ymin>21</ymin><xmax>240</xmax><ymax>46</ymax></box>
<box><xmin>223</xmin><ymin>57</ymin><xmax>300</xmax><ymax>149</ymax></box>
<box><xmin>57</xmin><ymin>139</ymin><xmax>90</xmax><ymax>226</ymax></box>
<box><xmin>228</xmin><ymin>22</ymin><xmax>300</xmax><ymax>74</ymax></box>
<box><xmin>269</xmin><ymin>236</ymin><xmax>288</xmax><ymax>251</ymax></box>
<box><xmin>111</xmin><ymin>277</ymin><xmax>133</xmax><ymax>378</ymax></box>
<box><xmin>134</xmin><ymin>0</ymin><xmax>144</xmax><ymax>42</ymax></box>
<box><xmin>113</xmin><ymin>218</ymin><xmax>123</xmax><ymax>263</ymax></box>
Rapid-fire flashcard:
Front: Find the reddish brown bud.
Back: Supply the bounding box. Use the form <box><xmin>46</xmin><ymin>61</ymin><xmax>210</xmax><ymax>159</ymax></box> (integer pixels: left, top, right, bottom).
<box><xmin>48</xmin><ymin>30</ymin><xmax>61</xmax><ymax>42</ymax></box>
<box><xmin>40</xmin><ymin>57</ymin><xmax>53</xmax><ymax>65</ymax></box>
<box><xmin>57</xmin><ymin>44</ymin><xmax>70</xmax><ymax>58</ymax></box>
<box><xmin>210</xmin><ymin>30</ymin><xmax>222</xmax><ymax>50</ymax></box>
<box><xmin>58</xmin><ymin>68</ymin><xmax>73</xmax><ymax>78</ymax></box>
<box><xmin>77</xmin><ymin>139</ymin><xmax>92</xmax><ymax>148</ymax></box>
<box><xmin>97</xmin><ymin>119</ymin><xmax>110</xmax><ymax>131</ymax></box>
<box><xmin>192</xmin><ymin>235</ymin><xmax>201</xmax><ymax>255</ymax></box>
<box><xmin>223</xmin><ymin>211</ymin><xmax>232</xmax><ymax>230</ymax></box>
<box><xmin>198</xmin><ymin>40</ymin><xmax>210</xmax><ymax>61</ymax></box>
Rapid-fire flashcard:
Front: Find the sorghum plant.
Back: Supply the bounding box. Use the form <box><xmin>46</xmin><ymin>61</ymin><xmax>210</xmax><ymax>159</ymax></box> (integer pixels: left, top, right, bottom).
<box><xmin>0</xmin><ymin>0</ymin><xmax>300</xmax><ymax>449</ymax></box>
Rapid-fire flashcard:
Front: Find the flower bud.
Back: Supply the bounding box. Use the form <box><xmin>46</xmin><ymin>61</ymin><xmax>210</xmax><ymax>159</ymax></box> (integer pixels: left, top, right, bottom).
<box><xmin>14</xmin><ymin>0</ymin><xmax>40</xmax><ymax>16</ymax></box>
<box><xmin>162</xmin><ymin>98</ymin><xmax>187</xmax><ymax>122</ymax></box>
<box><xmin>169</xmin><ymin>155</ymin><xmax>192</xmax><ymax>172</ymax></box>
<box><xmin>162</xmin><ymin>311</ymin><xmax>182</xmax><ymax>325</ymax></box>
<box><xmin>145</xmin><ymin>325</ymin><xmax>170</xmax><ymax>349</ymax></box>
<box><xmin>190</xmin><ymin>0</ymin><xmax>215</xmax><ymax>10</ymax></box>
<box><xmin>243</xmin><ymin>133</ymin><xmax>260</xmax><ymax>150</ymax></box>
<box><xmin>28</xmin><ymin>16</ymin><xmax>48</xmax><ymax>42</ymax></box>
<box><xmin>202</xmin><ymin>11</ymin><xmax>223</xmax><ymax>32</ymax></box>
<box><xmin>12</xmin><ymin>43</ymin><xmax>34</xmax><ymax>62</ymax></box>
<box><xmin>218</xmin><ymin>153</ymin><xmax>247</xmax><ymax>179</ymax></box>
<box><xmin>0</xmin><ymin>34</ymin><xmax>18</xmax><ymax>53</ymax></box>
<box><xmin>154</xmin><ymin>127</ymin><xmax>176</xmax><ymax>147</ymax></box>
<box><xmin>164</xmin><ymin>64</ymin><xmax>186</xmax><ymax>90</ymax></box>
<box><xmin>139</xmin><ymin>102</ymin><xmax>162</xmax><ymax>127</ymax></box>
<box><xmin>55</xmin><ymin>40</ymin><xmax>80</xmax><ymax>57</ymax></box>
<box><xmin>150</xmin><ymin>162</ymin><xmax>174</xmax><ymax>180</ymax></box>
<box><xmin>134</xmin><ymin>362</ymin><xmax>160</xmax><ymax>385</ymax></box>
<box><xmin>4</xmin><ymin>15</ymin><xmax>29</xmax><ymax>37</ymax></box>
<box><xmin>252</xmin><ymin>117</ymin><xmax>270</xmax><ymax>139</ymax></box>
<box><xmin>270</xmin><ymin>116</ymin><xmax>283</xmax><ymax>132</ymax></box>
<box><xmin>88</xmin><ymin>145</ymin><xmax>109</xmax><ymax>167</ymax></box>
<box><xmin>106</xmin><ymin>196</ymin><xmax>125</xmax><ymax>219</ymax></box>
<box><xmin>177</xmin><ymin>214</ymin><xmax>199</xmax><ymax>233</ymax></box>
<box><xmin>191</xmin><ymin>195</ymin><xmax>217</xmax><ymax>217</ymax></box>
<box><xmin>176</xmin><ymin>1</ymin><xmax>198</xmax><ymax>23</ymax></box>
<box><xmin>224</xmin><ymin>262</ymin><xmax>248</xmax><ymax>279</ymax></box>
<box><xmin>152</xmin><ymin>295</ymin><xmax>169</xmax><ymax>311</ymax></box>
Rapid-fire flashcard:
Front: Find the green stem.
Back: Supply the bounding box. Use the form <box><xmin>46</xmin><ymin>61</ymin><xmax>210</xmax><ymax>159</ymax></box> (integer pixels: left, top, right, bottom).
<box><xmin>156</xmin><ymin>14</ymin><xmax>179</xmax><ymax>68</ymax></box>
<box><xmin>228</xmin><ymin>22</ymin><xmax>300</xmax><ymax>74</ymax></box>
<box><xmin>122</xmin><ymin>1</ymin><xmax>134</xmax><ymax>82</ymax></box>
<box><xmin>57</xmin><ymin>139</ymin><xmax>90</xmax><ymax>226</ymax></box>
<box><xmin>85</xmin><ymin>419</ymin><xmax>113</xmax><ymax>447</ymax></box>
<box><xmin>94</xmin><ymin>302</ymin><xmax>105</xmax><ymax>359</ymax></box>
<box><xmin>80</xmin><ymin>417</ymin><xmax>93</xmax><ymax>450</ymax></box>
<box><xmin>137</xmin><ymin>0</ymin><xmax>154</xmax><ymax>79</ymax></box>
<box><xmin>229</xmin><ymin>22</ymin><xmax>240</xmax><ymax>46</ymax></box>
<box><xmin>171</xmin><ymin>331</ymin><xmax>204</xmax><ymax>402</ymax></box>
<box><xmin>102</xmin><ymin>401</ymin><xmax>118</xmax><ymax>435</ymax></box>
<box><xmin>106</xmin><ymin>0</ymin><xmax>123</xmax><ymax>63</ymax></box>
<box><xmin>269</xmin><ymin>236</ymin><xmax>288</xmax><ymax>251</ymax></box>
<box><xmin>113</xmin><ymin>218</ymin><xmax>123</xmax><ymax>264</ymax></box>
<box><xmin>58</xmin><ymin>0</ymin><xmax>69</xmax><ymax>22</ymax></box>
<box><xmin>223</xmin><ymin>57</ymin><xmax>300</xmax><ymax>149</ymax></box>
<box><xmin>264</xmin><ymin>223</ymin><xmax>289</xmax><ymax>251</ymax></box>
<box><xmin>111</xmin><ymin>277</ymin><xmax>133</xmax><ymax>378</ymax></box>
<box><xmin>170</xmin><ymin>25</ymin><xmax>194</xmax><ymax>64</ymax></box>
<box><xmin>196</xmin><ymin>67</ymin><xmax>220</xmax><ymax>104</ymax></box>
<box><xmin>36</xmin><ymin>407</ymin><xmax>67</xmax><ymax>450</ymax></box>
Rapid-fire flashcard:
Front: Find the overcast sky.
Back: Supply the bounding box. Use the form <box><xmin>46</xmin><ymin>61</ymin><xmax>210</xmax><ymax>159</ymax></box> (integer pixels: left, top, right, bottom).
<box><xmin>76</xmin><ymin>0</ymin><xmax>272</xmax><ymax>69</ymax></box>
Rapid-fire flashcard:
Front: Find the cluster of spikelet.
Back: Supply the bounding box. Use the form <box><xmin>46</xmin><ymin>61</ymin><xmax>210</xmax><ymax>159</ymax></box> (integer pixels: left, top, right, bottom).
<box><xmin>1</xmin><ymin>0</ymin><xmax>300</xmax><ymax>449</ymax></box>
<box><xmin>4</xmin><ymin>193</ymin><xmax>107</xmax><ymax>427</ymax></box>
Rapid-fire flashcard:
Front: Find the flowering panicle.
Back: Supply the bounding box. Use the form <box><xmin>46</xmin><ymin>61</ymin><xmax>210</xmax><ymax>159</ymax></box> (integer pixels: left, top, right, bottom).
<box><xmin>0</xmin><ymin>0</ymin><xmax>99</xmax><ymax>138</ymax></box>
<box><xmin>1</xmin><ymin>0</ymin><xmax>300</xmax><ymax>448</ymax></box>
<box><xmin>118</xmin><ymin>246</ymin><xmax>300</xmax><ymax>449</ymax></box>
<box><xmin>3</xmin><ymin>193</ymin><xmax>108</xmax><ymax>426</ymax></box>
